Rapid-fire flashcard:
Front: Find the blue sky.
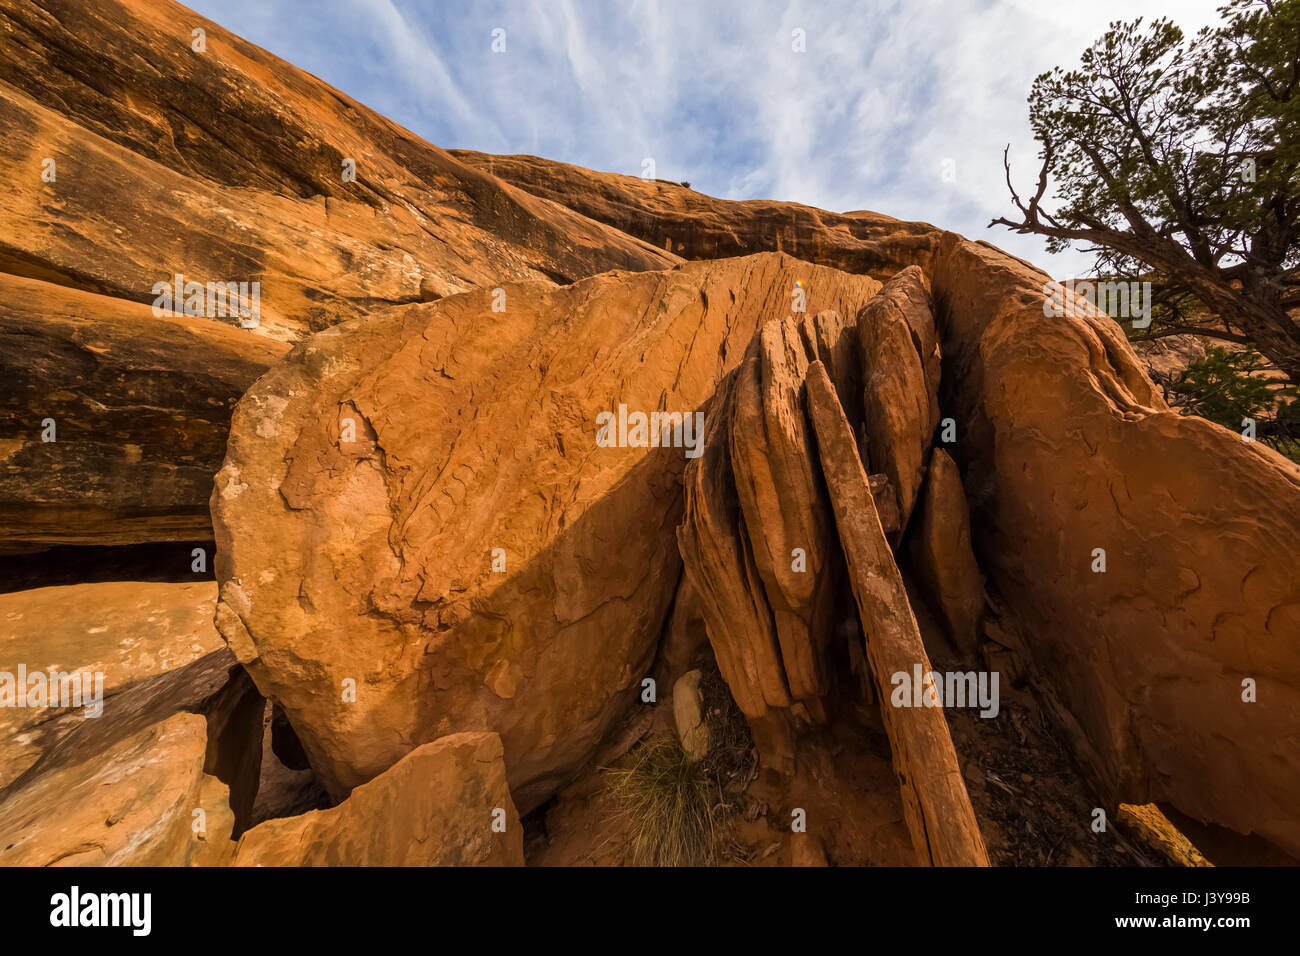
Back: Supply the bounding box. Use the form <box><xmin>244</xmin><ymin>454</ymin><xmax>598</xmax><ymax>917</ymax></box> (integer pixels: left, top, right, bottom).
<box><xmin>188</xmin><ymin>0</ymin><xmax>1225</xmax><ymax>276</ymax></box>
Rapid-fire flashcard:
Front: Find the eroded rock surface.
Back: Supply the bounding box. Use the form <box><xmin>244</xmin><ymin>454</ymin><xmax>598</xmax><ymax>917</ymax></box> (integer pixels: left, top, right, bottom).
<box><xmin>2</xmin><ymin>0</ymin><xmax>1298</xmax><ymax>863</ymax></box>
<box><xmin>0</xmin><ymin>275</ymin><xmax>287</xmax><ymax>552</ymax></box>
<box><xmin>212</xmin><ymin>253</ymin><xmax>881</xmax><ymax>811</ymax></box>
<box><xmin>677</xmin><ymin>271</ymin><xmax>938</xmax><ymax>749</ymax></box>
<box><xmin>233</xmin><ymin>732</ymin><xmax>522</xmax><ymax>866</ymax></box>
<box><xmin>907</xmin><ymin>448</ymin><xmax>984</xmax><ymax>657</ymax></box>
<box><xmin>0</xmin><ymin>713</ymin><xmax>235</xmax><ymax>866</ymax></box>
<box><xmin>0</xmin><ymin>0</ymin><xmax>677</xmax><ymax>342</ymax></box>
<box><xmin>0</xmin><ymin>580</ymin><xmax>265</xmax><ymax>839</ymax></box>
<box><xmin>857</xmin><ymin>266</ymin><xmax>940</xmax><ymax>530</ymax></box>
<box><xmin>931</xmin><ymin>235</ymin><xmax>1300</xmax><ymax>857</ymax></box>
<box><xmin>0</xmin><ymin>580</ymin><xmax>226</xmax><ymax>787</ymax></box>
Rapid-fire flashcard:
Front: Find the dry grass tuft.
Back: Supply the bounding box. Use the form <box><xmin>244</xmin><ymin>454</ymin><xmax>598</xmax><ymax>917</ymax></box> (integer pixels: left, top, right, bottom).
<box><xmin>605</xmin><ymin>733</ymin><xmax>718</xmax><ymax>866</ymax></box>
<box><xmin>604</xmin><ymin>659</ymin><xmax>756</xmax><ymax>866</ymax></box>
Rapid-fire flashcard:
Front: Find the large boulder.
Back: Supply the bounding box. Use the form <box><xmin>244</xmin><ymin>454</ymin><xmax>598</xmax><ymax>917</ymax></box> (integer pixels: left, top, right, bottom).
<box><xmin>233</xmin><ymin>732</ymin><xmax>522</xmax><ymax>866</ymax></box>
<box><xmin>212</xmin><ymin>252</ymin><xmax>882</xmax><ymax>811</ymax></box>
<box><xmin>931</xmin><ymin>235</ymin><xmax>1300</xmax><ymax>857</ymax></box>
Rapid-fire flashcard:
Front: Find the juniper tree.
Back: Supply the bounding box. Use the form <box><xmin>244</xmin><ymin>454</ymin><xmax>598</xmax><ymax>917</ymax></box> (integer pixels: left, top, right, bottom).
<box><xmin>993</xmin><ymin>0</ymin><xmax>1300</xmax><ymax>384</ymax></box>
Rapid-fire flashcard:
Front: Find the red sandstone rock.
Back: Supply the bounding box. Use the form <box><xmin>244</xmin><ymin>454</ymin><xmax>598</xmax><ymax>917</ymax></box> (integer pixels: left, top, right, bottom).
<box><xmin>0</xmin><ymin>274</ymin><xmax>287</xmax><ymax>551</ymax></box>
<box><xmin>450</xmin><ymin>150</ymin><xmax>942</xmax><ymax>280</ymax></box>
<box><xmin>0</xmin><ymin>713</ymin><xmax>236</xmax><ymax>866</ymax></box>
<box><xmin>857</xmin><ymin>266</ymin><xmax>940</xmax><ymax>530</ymax></box>
<box><xmin>233</xmin><ymin>732</ymin><xmax>522</xmax><ymax>867</ymax></box>
<box><xmin>0</xmin><ymin>0</ymin><xmax>677</xmax><ymax>343</ymax></box>
<box><xmin>931</xmin><ymin>235</ymin><xmax>1300</xmax><ymax>857</ymax></box>
<box><xmin>0</xmin><ymin>0</ymin><xmax>1297</xmax><ymax>866</ymax></box>
<box><xmin>806</xmin><ymin>360</ymin><xmax>989</xmax><ymax>867</ymax></box>
<box><xmin>0</xmin><ymin>580</ymin><xmax>227</xmax><ymax>788</ymax></box>
<box><xmin>212</xmin><ymin>253</ymin><xmax>880</xmax><ymax>811</ymax></box>
<box><xmin>907</xmin><ymin>448</ymin><xmax>985</xmax><ymax>657</ymax></box>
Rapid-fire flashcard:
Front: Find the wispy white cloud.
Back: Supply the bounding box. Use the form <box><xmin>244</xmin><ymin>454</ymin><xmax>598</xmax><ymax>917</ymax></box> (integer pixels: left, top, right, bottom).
<box><xmin>189</xmin><ymin>0</ymin><xmax>1226</xmax><ymax>276</ymax></box>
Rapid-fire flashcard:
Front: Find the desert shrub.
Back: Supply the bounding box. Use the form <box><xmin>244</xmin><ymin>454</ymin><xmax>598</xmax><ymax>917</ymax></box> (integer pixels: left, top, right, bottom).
<box><xmin>1170</xmin><ymin>346</ymin><xmax>1300</xmax><ymax>462</ymax></box>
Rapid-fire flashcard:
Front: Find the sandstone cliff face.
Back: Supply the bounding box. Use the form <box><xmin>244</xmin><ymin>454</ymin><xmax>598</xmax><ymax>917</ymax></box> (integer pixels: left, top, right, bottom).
<box><xmin>0</xmin><ymin>0</ymin><xmax>682</xmax><ymax>553</ymax></box>
<box><xmin>0</xmin><ymin>275</ymin><xmax>287</xmax><ymax>552</ymax></box>
<box><xmin>0</xmin><ymin>0</ymin><xmax>678</xmax><ymax>343</ymax></box>
<box><xmin>211</xmin><ymin>253</ymin><xmax>881</xmax><ymax>811</ymax></box>
<box><xmin>451</xmin><ymin>150</ymin><xmax>940</xmax><ymax>280</ymax></box>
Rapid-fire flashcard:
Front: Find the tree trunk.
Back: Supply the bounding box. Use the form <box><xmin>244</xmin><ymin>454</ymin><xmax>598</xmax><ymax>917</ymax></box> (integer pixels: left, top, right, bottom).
<box><xmin>1210</xmin><ymin>279</ymin><xmax>1300</xmax><ymax>386</ymax></box>
<box><xmin>1244</xmin><ymin>307</ymin><xmax>1300</xmax><ymax>386</ymax></box>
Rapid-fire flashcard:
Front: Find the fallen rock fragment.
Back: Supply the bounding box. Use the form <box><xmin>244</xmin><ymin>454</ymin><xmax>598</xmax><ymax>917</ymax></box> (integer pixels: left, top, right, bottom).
<box><xmin>857</xmin><ymin>267</ymin><xmax>941</xmax><ymax>530</ymax></box>
<box><xmin>0</xmin><ymin>713</ymin><xmax>234</xmax><ymax>866</ymax></box>
<box><xmin>907</xmin><ymin>448</ymin><xmax>985</xmax><ymax>657</ymax></box>
<box><xmin>1117</xmin><ymin>803</ymin><xmax>1213</xmax><ymax>867</ymax></box>
<box><xmin>233</xmin><ymin>732</ymin><xmax>522</xmax><ymax>866</ymax></box>
<box><xmin>730</xmin><ymin>316</ymin><xmax>840</xmax><ymax>709</ymax></box>
<box><xmin>792</xmin><ymin>833</ymin><xmax>830</xmax><ymax>867</ymax></box>
<box><xmin>0</xmin><ymin>581</ymin><xmax>265</xmax><ymax>838</ymax></box>
<box><xmin>678</xmin><ymin>370</ymin><xmax>792</xmax><ymax>723</ymax></box>
<box><xmin>806</xmin><ymin>360</ymin><xmax>988</xmax><ymax>867</ymax></box>
<box><xmin>672</xmin><ymin>669</ymin><xmax>709</xmax><ymax>761</ymax></box>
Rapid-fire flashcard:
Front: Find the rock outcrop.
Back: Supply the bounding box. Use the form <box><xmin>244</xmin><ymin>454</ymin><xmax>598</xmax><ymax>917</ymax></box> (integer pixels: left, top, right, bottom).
<box><xmin>0</xmin><ymin>580</ymin><xmax>226</xmax><ymax>787</ymax></box>
<box><xmin>211</xmin><ymin>253</ymin><xmax>881</xmax><ymax>811</ymax></box>
<box><xmin>0</xmin><ymin>0</ymin><xmax>677</xmax><ymax>343</ymax></box>
<box><xmin>0</xmin><ymin>275</ymin><xmax>287</xmax><ymax>552</ymax></box>
<box><xmin>2</xmin><ymin>0</ymin><xmax>1298</xmax><ymax>868</ymax></box>
<box><xmin>931</xmin><ymin>235</ymin><xmax>1300</xmax><ymax>857</ymax></box>
<box><xmin>0</xmin><ymin>713</ymin><xmax>236</xmax><ymax>866</ymax></box>
<box><xmin>234</xmin><ymin>732</ymin><xmax>522</xmax><ymax>866</ymax></box>
<box><xmin>450</xmin><ymin>150</ymin><xmax>941</xmax><ymax>280</ymax></box>
<box><xmin>0</xmin><ymin>580</ymin><xmax>265</xmax><ymax>833</ymax></box>
<box><xmin>671</xmin><ymin>669</ymin><xmax>709</xmax><ymax>761</ymax></box>
<box><xmin>675</xmin><ymin>269</ymin><xmax>937</xmax><ymax>757</ymax></box>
